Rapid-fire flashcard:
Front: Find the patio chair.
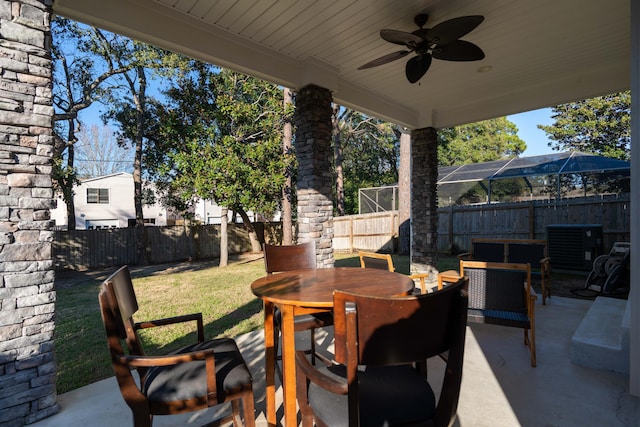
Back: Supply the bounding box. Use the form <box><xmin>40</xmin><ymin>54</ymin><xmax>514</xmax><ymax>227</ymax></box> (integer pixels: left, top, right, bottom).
<box><xmin>358</xmin><ymin>250</ymin><xmax>430</xmax><ymax>294</ymax></box>
<box><xmin>295</xmin><ymin>276</ymin><xmax>469</xmax><ymax>427</ymax></box>
<box><xmin>263</xmin><ymin>242</ymin><xmax>334</xmax><ymax>378</ymax></box>
<box><xmin>460</xmin><ymin>260</ymin><xmax>537</xmax><ymax>367</ymax></box>
<box><xmin>98</xmin><ymin>266</ymin><xmax>255</xmax><ymax>427</ymax></box>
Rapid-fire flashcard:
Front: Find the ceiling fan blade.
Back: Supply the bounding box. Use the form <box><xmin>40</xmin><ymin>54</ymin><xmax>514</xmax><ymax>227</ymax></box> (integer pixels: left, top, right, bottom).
<box><xmin>405</xmin><ymin>54</ymin><xmax>432</xmax><ymax>83</ymax></box>
<box><xmin>428</xmin><ymin>15</ymin><xmax>484</xmax><ymax>46</ymax></box>
<box><xmin>358</xmin><ymin>50</ymin><xmax>411</xmax><ymax>69</ymax></box>
<box><xmin>380</xmin><ymin>29</ymin><xmax>422</xmax><ymax>46</ymax></box>
<box><xmin>432</xmin><ymin>40</ymin><xmax>485</xmax><ymax>61</ymax></box>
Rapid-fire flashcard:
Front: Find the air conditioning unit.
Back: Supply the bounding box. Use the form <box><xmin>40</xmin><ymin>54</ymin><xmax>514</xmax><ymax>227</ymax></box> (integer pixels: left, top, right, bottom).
<box><xmin>546</xmin><ymin>224</ymin><xmax>603</xmax><ymax>271</ymax></box>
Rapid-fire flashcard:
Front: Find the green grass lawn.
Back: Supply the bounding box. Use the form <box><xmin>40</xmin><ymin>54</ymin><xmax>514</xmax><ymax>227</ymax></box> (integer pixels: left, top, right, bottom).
<box><xmin>53</xmin><ymin>252</ymin><xmax>459</xmax><ymax>393</ymax></box>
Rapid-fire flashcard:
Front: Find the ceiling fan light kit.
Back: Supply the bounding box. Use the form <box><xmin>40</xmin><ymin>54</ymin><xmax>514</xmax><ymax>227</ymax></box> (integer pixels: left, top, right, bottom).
<box><xmin>359</xmin><ymin>13</ymin><xmax>485</xmax><ymax>84</ymax></box>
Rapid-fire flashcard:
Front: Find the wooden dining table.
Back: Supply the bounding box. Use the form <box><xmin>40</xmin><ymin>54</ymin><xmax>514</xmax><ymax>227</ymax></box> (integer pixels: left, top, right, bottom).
<box><xmin>251</xmin><ymin>266</ymin><xmax>415</xmax><ymax>426</ymax></box>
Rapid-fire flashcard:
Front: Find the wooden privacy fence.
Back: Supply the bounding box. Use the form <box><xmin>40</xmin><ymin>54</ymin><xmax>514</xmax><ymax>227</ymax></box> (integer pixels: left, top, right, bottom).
<box><xmin>53</xmin><ymin>196</ymin><xmax>629</xmax><ymax>270</ymax></box>
<box><xmin>437</xmin><ymin>195</ymin><xmax>630</xmax><ymax>254</ymax></box>
<box><xmin>53</xmin><ymin>223</ymin><xmax>278</xmax><ymax>271</ymax></box>
<box><xmin>332</xmin><ymin>195</ymin><xmax>629</xmax><ymax>254</ymax></box>
<box><xmin>333</xmin><ymin>211</ymin><xmax>399</xmax><ymax>253</ymax></box>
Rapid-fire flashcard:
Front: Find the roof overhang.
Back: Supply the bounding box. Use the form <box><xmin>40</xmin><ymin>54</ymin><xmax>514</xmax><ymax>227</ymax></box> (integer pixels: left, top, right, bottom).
<box><xmin>53</xmin><ymin>0</ymin><xmax>631</xmax><ymax>129</ymax></box>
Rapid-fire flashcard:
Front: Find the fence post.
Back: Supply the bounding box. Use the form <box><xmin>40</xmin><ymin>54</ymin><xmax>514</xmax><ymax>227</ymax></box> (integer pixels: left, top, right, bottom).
<box><xmin>349</xmin><ymin>216</ymin><xmax>354</xmax><ymax>253</ymax></box>
<box><xmin>449</xmin><ymin>205</ymin><xmax>454</xmax><ymax>254</ymax></box>
<box><xmin>529</xmin><ymin>203</ymin><xmax>535</xmax><ymax>239</ymax></box>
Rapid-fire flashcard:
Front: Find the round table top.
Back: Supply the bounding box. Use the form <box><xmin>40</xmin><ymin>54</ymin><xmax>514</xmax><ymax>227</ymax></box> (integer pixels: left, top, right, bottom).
<box><xmin>251</xmin><ymin>267</ymin><xmax>415</xmax><ymax>308</ymax></box>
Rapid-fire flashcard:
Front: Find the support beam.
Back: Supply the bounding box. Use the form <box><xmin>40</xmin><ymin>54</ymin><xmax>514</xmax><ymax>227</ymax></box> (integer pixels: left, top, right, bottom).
<box><xmin>629</xmin><ymin>0</ymin><xmax>639</xmax><ymax>397</ymax></box>
<box><xmin>294</xmin><ymin>84</ymin><xmax>334</xmax><ymax>267</ymax></box>
<box><xmin>410</xmin><ymin>127</ymin><xmax>439</xmax><ymax>282</ymax></box>
<box><xmin>0</xmin><ymin>1</ymin><xmax>58</xmax><ymax>425</ymax></box>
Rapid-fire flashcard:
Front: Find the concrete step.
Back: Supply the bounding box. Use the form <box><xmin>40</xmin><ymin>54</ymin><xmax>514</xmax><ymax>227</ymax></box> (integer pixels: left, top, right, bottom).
<box><xmin>571</xmin><ymin>296</ymin><xmax>629</xmax><ymax>374</ymax></box>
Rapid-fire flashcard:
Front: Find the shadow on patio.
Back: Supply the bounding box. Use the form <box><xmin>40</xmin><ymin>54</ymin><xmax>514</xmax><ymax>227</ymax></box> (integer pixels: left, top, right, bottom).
<box><xmin>33</xmin><ymin>296</ymin><xmax>638</xmax><ymax>426</ymax></box>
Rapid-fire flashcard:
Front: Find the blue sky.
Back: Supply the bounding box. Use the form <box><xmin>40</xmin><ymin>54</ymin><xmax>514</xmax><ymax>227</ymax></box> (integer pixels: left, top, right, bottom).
<box><xmin>507</xmin><ymin>108</ymin><xmax>555</xmax><ymax>157</ymax></box>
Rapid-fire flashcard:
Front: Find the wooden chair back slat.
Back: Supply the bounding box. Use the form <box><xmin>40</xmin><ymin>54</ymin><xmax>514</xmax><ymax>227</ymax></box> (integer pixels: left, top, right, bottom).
<box><xmin>263</xmin><ymin>242</ymin><xmax>316</xmax><ymax>273</ymax></box>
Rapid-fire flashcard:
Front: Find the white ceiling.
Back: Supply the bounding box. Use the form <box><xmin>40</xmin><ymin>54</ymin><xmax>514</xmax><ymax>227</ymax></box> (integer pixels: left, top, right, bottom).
<box><xmin>53</xmin><ymin>0</ymin><xmax>630</xmax><ymax>130</ymax></box>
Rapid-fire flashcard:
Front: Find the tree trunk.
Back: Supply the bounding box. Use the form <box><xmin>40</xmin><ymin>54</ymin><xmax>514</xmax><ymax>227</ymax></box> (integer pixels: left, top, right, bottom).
<box><xmin>133</xmin><ymin>65</ymin><xmax>147</xmax><ymax>264</ymax></box>
<box><xmin>398</xmin><ymin>130</ymin><xmax>411</xmax><ymax>254</ymax></box>
<box><xmin>63</xmin><ymin>119</ymin><xmax>77</xmax><ymax>230</ymax></box>
<box><xmin>332</xmin><ymin>104</ymin><xmax>345</xmax><ymax>216</ymax></box>
<box><xmin>219</xmin><ymin>206</ymin><xmax>228</xmax><ymax>267</ymax></box>
<box><xmin>65</xmin><ymin>145</ymin><xmax>76</xmax><ymax>231</ymax></box>
<box><xmin>282</xmin><ymin>87</ymin><xmax>294</xmax><ymax>244</ymax></box>
<box><xmin>237</xmin><ymin>209</ymin><xmax>262</xmax><ymax>252</ymax></box>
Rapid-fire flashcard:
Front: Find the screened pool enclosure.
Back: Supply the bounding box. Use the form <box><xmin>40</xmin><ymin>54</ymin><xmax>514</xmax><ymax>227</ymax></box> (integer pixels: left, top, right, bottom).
<box><xmin>359</xmin><ymin>152</ymin><xmax>630</xmax><ymax>212</ymax></box>
<box><xmin>437</xmin><ymin>152</ymin><xmax>630</xmax><ymax>206</ymax></box>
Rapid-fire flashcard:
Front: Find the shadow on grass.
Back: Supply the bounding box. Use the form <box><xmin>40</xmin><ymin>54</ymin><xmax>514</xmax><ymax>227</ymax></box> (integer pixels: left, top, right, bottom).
<box><xmin>142</xmin><ymin>297</ymin><xmax>264</xmax><ymax>355</ymax></box>
<box><xmin>55</xmin><ymin>254</ymin><xmax>263</xmax><ymax>290</ymax></box>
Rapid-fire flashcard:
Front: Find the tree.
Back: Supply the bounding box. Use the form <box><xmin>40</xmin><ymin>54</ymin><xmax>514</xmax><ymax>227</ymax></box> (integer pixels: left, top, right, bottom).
<box><xmin>332</xmin><ymin>105</ymin><xmax>346</xmax><ymax>216</ymax></box>
<box><xmin>74</xmin><ymin>124</ymin><xmax>131</xmax><ymax>178</ymax></box>
<box><xmin>282</xmin><ymin>88</ymin><xmax>295</xmax><ymax>245</ymax></box>
<box><xmin>336</xmin><ymin>109</ymin><xmax>399</xmax><ymax>215</ymax></box>
<box><xmin>436</xmin><ymin>117</ymin><xmax>527</xmax><ymax>205</ymax></box>
<box><xmin>88</xmin><ymin>30</ymin><xmax>188</xmax><ymax>264</ymax></box>
<box><xmin>151</xmin><ymin>65</ymin><xmax>288</xmax><ymax>253</ymax></box>
<box><xmin>538</xmin><ymin>91</ymin><xmax>631</xmax><ymax>160</ymax></box>
<box><xmin>51</xmin><ymin>17</ymin><xmax>135</xmax><ymax>229</ymax></box>
<box><xmin>438</xmin><ymin>117</ymin><xmax>526</xmax><ymax>166</ymax></box>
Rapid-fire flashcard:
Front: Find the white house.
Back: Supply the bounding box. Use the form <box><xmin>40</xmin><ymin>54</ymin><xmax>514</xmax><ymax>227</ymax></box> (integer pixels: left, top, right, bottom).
<box><xmin>193</xmin><ymin>199</ymin><xmax>261</xmax><ymax>224</ymax></box>
<box><xmin>51</xmin><ymin>172</ymin><xmax>169</xmax><ymax>230</ymax></box>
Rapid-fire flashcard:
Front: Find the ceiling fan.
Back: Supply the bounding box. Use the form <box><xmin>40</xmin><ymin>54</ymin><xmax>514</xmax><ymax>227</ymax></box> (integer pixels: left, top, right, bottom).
<box><xmin>358</xmin><ymin>13</ymin><xmax>485</xmax><ymax>84</ymax></box>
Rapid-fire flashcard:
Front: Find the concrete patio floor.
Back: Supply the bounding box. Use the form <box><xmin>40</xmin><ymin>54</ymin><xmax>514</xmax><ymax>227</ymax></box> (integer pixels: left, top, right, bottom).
<box><xmin>32</xmin><ymin>296</ymin><xmax>639</xmax><ymax>427</ymax></box>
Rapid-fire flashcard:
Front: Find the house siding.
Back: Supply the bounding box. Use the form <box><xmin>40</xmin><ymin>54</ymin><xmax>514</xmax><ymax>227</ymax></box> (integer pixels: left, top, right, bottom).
<box><xmin>51</xmin><ymin>173</ymin><xmax>168</xmax><ymax>229</ymax></box>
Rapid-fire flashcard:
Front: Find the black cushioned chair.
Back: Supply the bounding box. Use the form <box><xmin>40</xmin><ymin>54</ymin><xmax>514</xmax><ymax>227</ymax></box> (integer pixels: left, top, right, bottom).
<box><xmin>98</xmin><ymin>266</ymin><xmax>255</xmax><ymax>427</ymax></box>
<box><xmin>295</xmin><ymin>276</ymin><xmax>469</xmax><ymax>427</ymax></box>
<box><xmin>460</xmin><ymin>260</ymin><xmax>537</xmax><ymax>367</ymax></box>
<box><xmin>263</xmin><ymin>242</ymin><xmax>334</xmax><ymax>378</ymax></box>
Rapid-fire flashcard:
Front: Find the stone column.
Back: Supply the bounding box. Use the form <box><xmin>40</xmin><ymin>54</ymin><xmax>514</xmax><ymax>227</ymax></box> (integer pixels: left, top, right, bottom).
<box><xmin>294</xmin><ymin>84</ymin><xmax>334</xmax><ymax>268</ymax></box>
<box><xmin>410</xmin><ymin>127</ymin><xmax>439</xmax><ymax>282</ymax></box>
<box><xmin>0</xmin><ymin>1</ymin><xmax>58</xmax><ymax>425</ymax></box>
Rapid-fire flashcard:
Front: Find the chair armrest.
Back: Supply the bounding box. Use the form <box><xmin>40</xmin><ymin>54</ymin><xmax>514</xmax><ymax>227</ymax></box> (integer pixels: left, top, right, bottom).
<box><xmin>408</xmin><ymin>273</ymin><xmax>429</xmax><ymax>294</ymax></box>
<box><xmin>523</xmin><ymin>284</ymin><xmax>537</xmax><ymax>317</ymax></box>
<box><xmin>539</xmin><ymin>257</ymin><xmax>551</xmax><ymax>275</ymax></box>
<box><xmin>116</xmin><ymin>348</ymin><xmax>215</xmax><ymax>368</ymax></box>
<box><xmin>523</xmin><ymin>283</ymin><xmax>538</xmax><ymax>298</ymax></box>
<box><xmin>135</xmin><ymin>313</ymin><xmax>205</xmax><ymax>343</ymax></box>
<box><xmin>457</xmin><ymin>252</ymin><xmax>471</xmax><ymax>260</ymax></box>
<box><xmin>295</xmin><ymin>350</ymin><xmax>347</xmax><ymax>395</ymax></box>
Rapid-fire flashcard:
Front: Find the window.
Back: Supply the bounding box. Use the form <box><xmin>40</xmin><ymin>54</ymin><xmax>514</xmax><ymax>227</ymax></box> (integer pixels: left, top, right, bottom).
<box><xmin>87</xmin><ymin>188</ymin><xmax>109</xmax><ymax>204</ymax></box>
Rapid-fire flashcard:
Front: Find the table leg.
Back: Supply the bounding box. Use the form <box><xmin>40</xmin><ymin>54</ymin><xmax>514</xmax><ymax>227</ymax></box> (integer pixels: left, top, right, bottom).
<box><xmin>280</xmin><ymin>304</ymin><xmax>297</xmax><ymax>426</ymax></box>
<box><xmin>263</xmin><ymin>301</ymin><xmax>276</xmax><ymax>426</ymax></box>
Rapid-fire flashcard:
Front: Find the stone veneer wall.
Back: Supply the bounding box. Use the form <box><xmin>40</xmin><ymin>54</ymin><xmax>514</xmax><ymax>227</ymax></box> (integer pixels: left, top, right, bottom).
<box><xmin>293</xmin><ymin>84</ymin><xmax>334</xmax><ymax>268</ymax></box>
<box><xmin>410</xmin><ymin>127</ymin><xmax>439</xmax><ymax>280</ymax></box>
<box><xmin>0</xmin><ymin>0</ymin><xmax>58</xmax><ymax>426</ymax></box>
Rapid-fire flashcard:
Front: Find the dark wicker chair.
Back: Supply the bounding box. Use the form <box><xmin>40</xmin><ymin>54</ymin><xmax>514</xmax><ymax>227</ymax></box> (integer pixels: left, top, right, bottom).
<box><xmin>458</xmin><ymin>239</ymin><xmax>552</xmax><ymax>305</ymax></box>
<box><xmin>358</xmin><ymin>250</ymin><xmax>430</xmax><ymax>294</ymax></box>
<box><xmin>460</xmin><ymin>260</ymin><xmax>537</xmax><ymax>367</ymax></box>
<box><xmin>295</xmin><ymin>276</ymin><xmax>469</xmax><ymax>427</ymax></box>
<box><xmin>263</xmin><ymin>242</ymin><xmax>334</xmax><ymax>378</ymax></box>
<box><xmin>98</xmin><ymin>266</ymin><xmax>255</xmax><ymax>427</ymax></box>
